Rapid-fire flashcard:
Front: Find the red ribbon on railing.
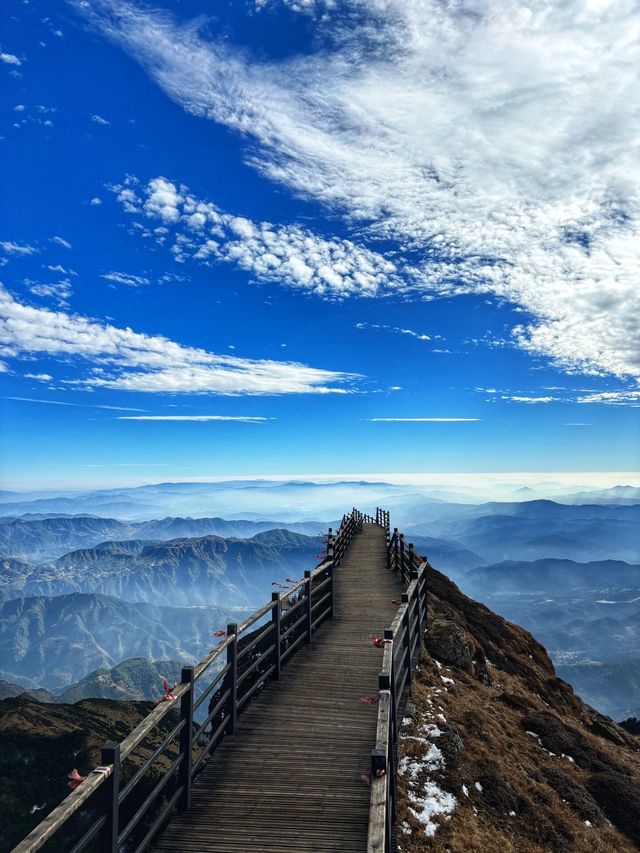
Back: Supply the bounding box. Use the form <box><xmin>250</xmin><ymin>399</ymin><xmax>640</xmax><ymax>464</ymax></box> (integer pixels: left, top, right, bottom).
<box><xmin>370</xmin><ymin>635</ymin><xmax>391</xmax><ymax>648</ymax></box>
<box><xmin>213</xmin><ymin>629</ymin><xmax>227</xmax><ymax>638</ymax></box>
<box><xmin>67</xmin><ymin>769</ymin><xmax>86</xmax><ymax>790</ymax></box>
<box><xmin>155</xmin><ymin>679</ymin><xmax>177</xmax><ymax>704</ymax></box>
<box><xmin>390</xmin><ymin>599</ymin><xmax>401</xmax><ymax>606</ymax></box>
<box><xmin>359</xmin><ymin>695</ymin><xmax>379</xmax><ymax>704</ymax></box>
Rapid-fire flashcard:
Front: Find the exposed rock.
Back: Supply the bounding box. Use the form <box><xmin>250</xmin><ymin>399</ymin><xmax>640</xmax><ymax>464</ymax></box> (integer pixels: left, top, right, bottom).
<box><xmin>587</xmin><ymin>715</ymin><xmax>628</xmax><ymax>746</ymax></box>
<box><xmin>426</xmin><ymin>618</ymin><xmax>473</xmax><ymax>671</ymax></box>
<box><xmin>437</xmin><ymin>725</ymin><xmax>465</xmax><ymax>767</ymax></box>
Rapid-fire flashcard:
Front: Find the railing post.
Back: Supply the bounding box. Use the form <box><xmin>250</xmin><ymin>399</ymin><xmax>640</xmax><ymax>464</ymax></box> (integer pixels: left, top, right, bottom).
<box><xmin>305</xmin><ymin>571</ymin><xmax>312</xmax><ymax>643</ymax></box>
<box><xmin>99</xmin><ymin>742</ymin><xmax>120</xmax><ymax>853</ymax></box>
<box><xmin>272</xmin><ymin>593</ymin><xmax>281</xmax><ymax>680</ymax></box>
<box><xmin>178</xmin><ymin>666</ymin><xmax>195</xmax><ymax>811</ymax></box>
<box><xmin>326</xmin><ymin>527</ymin><xmax>333</xmax><ymax>557</ymax></box>
<box><xmin>399</xmin><ymin>534</ymin><xmax>405</xmax><ymax>582</ymax></box>
<box><xmin>226</xmin><ymin>623</ymin><xmax>238</xmax><ymax>734</ymax></box>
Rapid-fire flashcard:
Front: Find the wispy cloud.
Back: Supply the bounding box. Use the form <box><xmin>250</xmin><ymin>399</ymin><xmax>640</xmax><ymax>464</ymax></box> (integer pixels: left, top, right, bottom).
<box><xmin>354</xmin><ymin>322</ymin><xmax>439</xmax><ymax>342</ymax></box>
<box><xmin>91</xmin><ymin>114</ymin><xmax>110</xmax><ymax>125</ymax></box>
<box><xmin>576</xmin><ymin>390</ymin><xmax>640</xmax><ymax>406</ymax></box>
<box><xmin>118</xmin><ymin>415</ymin><xmax>272</xmax><ymax>422</ymax></box>
<box><xmin>114</xmin><ymin>176</ymin><xmax>401</xmax><ymax>297</ymax></box>
<box><xmin>1</xmin><ymin>241</ymin><xmax>37</xmax><ymax>255</ymax></box>
<box><xmin>23</xmin><ymin>373</ymin><xmax>53</xmax><ymax>382</ymax></box>
<box><xmin>501</xmin><ymin>395</ymin><xmax>555</xmax><ymax>405</ymax></box>
<box><xmin>370</xmin><ymin>417</ymin><xmax>480</xmax><ymax>423</ymax></box>
<box><xmin>5</xmin><ymin>396</ymin><xmax>146</xmax><ymax>412</ymax></box>
<box><xmin>101</xmin><ymin>271</ymin><xmax>150</xmax><ymax>286</ymax></box>
<box><xmin>51</xmin><ymin>236</ymin><xmax>72</xmax><ymax>249</ymax></box>
<box><xmin>0</xmin><ymin>285</ymin><xmax>358</xmax><ymax>395</ymax></box>
<box><xmin>27</xmin><ymin>278</ymin><xmax>73</xmax><ymax>306</ymax></box>
<box><xmin>84</xmin><ymin>0</ymin><xmax>640</xmax><ymax>382</ymax></box>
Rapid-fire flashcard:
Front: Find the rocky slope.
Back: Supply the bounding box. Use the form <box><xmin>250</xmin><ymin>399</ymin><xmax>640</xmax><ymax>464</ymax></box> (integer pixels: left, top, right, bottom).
<box><xmin>397</xmin><ymin>566</ymin><xmax>640</xmax><ymax>851</ymax></box>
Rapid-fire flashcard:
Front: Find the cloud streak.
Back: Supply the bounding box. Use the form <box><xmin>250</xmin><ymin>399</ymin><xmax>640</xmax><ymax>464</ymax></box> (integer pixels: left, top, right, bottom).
<box><xmin>118</xmin><ymin>415</ymin><xmax>272</xmax><ymax>422</ymax></box>
<box><xmin>0</xmin><ymin>285</ymin><xmax>359</xmax><ymax>395</ymax></box>
<box><xmin>82</xmin><ymin>0</ymin><xmax>640</xmax><ymax>382</ymax></box>
<box><xmin>370</xmin><ymin>417</ymin><xmax>480</xmax><ymax>423</ymax></box>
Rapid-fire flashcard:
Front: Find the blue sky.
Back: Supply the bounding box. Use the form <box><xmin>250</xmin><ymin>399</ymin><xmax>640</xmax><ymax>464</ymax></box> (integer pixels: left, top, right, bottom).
<box><xmin>0</xmin><ymin>0</ymin><xmax>638</xmax><ymax>489</ymax></box>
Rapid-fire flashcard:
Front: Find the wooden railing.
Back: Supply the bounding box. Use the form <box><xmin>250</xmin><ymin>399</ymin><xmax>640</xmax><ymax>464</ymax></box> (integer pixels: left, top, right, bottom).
<box><xmin>12</xmin><ymin>510</ymin><xmax>364</xmax><ymax>853</ymax></box>
<box><xmin>367</xmin><ymin>516</ymin><xmax>430</xmax><ymax>853</ymax></box>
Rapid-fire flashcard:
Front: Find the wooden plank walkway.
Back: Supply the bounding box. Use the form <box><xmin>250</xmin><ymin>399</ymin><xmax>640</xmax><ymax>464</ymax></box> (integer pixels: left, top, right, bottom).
<box><xmin>153</xmin><ymin>523</ymin><xmax>403</xmax><ymax>853</ymax></box>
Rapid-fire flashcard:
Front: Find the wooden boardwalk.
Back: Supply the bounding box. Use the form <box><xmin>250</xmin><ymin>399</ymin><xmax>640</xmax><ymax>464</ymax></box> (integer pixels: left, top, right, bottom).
<box><xmin>153</xmin><ymin>523</ymin><xmax>402</xmax><ymax>853</ymax></box>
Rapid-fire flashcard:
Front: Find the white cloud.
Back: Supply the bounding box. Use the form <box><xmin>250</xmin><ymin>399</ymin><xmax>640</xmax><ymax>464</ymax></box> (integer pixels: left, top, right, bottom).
<box><xmin>101</xmin><ymin>271</ymin><xmax>150</xmax><ymax>286</ymax></box>
<box><xmin>370</xmin><ymin>417</ymin><xmax>480</xmax><ymax>422</ymax></box>
<box><xmin>90</xmin><ymin>197</ymin><xmax>103</xmax><ymax>205</ymax></box>
<box><xmin>91</xmin><ymin>114</ymin><xmax>110</xmax><ymax>125</ymax></box>
<box><xmin>24</xmin><ymin>373</ymin><xmax>53</xmax><ymax>381</ymax></box>
<box><xmin>576</xmin><ymin>390</ymin><xmax>640</xmax><ymax>406</ymax></box>
<box><xmin>501</xmin><ymin>395</ymin><xmax>555</xmax><ymax>404</ymax></box>
<box><xmin>0</xmin><ymin>285</ymin><xmax>358</xmax><ymax>395</ymax></box>
<box><xmin>27</xmin><ymin>278</ymin><xmax>73</xmax><ymax>306</ymax></box>
<box><xmin>51</xmin><ymin>236</ymin><xmax>72</xmax><ymax>249</ymax></box>
<box><xmin>0</xmin><ymin>53</ymin><xmax>21</xmax><ymax>66</ymax></box>
<box><xmin>0</xmin><ymin>241</ymin><xmax>37</xmax><ymax>255</ymax></box>
<box><xmin>84</xmin><ymin>0</ymin><xmax>640</xmax><ymax>383</ymax></box>
<box><xmin>114</xmin><ymin>176</ymin><xmax>401</xmax><ymax>297</ymax></box>
<box><xmin>118</xmin><ymin>415</ymin><xmax>272</xmax><ymax>422</ymax></box>
<box><xmin>14</xmin><ymin>104</ymin><xmax>26</xmax><ymax>112</ymax></box>
<box><xmin>355</xmin><ymin>321</ymin><xmax>439</xmax><ymax>342</ymax></box>
<box><xmin>46</xmin><ymin>264</ymin><xmax>77</xmax><ymax>276</ymax></box>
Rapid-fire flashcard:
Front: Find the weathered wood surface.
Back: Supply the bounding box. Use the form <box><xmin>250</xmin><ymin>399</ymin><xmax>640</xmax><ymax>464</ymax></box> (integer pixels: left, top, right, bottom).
<box><xmin>153</xmin><ymin>523</ymin><xmax>402</xmax><ymax>852</ymax></box>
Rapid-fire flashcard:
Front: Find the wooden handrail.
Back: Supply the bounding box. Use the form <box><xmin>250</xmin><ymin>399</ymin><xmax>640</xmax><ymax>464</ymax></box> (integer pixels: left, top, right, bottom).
<box><xmin>367</xmin><ymin>521</ymin><xmax>430</xmax><ymax>853</ymax></box>
<box><xmin>13</xmin><ymin>509</ymin><xmax>364</xmax><ymax>853</ymax></box>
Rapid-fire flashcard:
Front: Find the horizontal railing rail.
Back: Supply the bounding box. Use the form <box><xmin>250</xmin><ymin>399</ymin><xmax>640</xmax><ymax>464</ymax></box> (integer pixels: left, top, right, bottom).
<box><xmin>13</xmin><ymin>509</ymin><xmax>365</xmax><ymax>853</ymax></box>
<box><xmin>367</xmin><ymin>510</ymin><xmax>430</xmax><ymax>853</ymax></box>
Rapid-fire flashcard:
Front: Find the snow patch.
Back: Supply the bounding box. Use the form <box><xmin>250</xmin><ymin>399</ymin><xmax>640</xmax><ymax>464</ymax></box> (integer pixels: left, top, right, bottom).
<box><xmin>408</xmin><ymin>785</ymin><xmax>457</xmax><ymax>837</ymax></box>
<box><xmin>474</xmin><ymin>781</ymin><xmax>483</xmax><ymax>793</ymax></box>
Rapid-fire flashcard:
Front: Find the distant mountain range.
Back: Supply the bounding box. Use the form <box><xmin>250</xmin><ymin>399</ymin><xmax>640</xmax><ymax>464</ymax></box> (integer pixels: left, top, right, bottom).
<box><xmin>0</xmin><ymin>529</ymin><xmax>321</xmax><ymax>606</ymax></box>
<box><xmin>0</xmin><ymin>513</ymin><xmax>330</xmax><ymax>563</ymax></box>
<box><xmin>2</xmin><ymin>479</ymin><xmax>636</xmax><ymax>523</ymax></box>
<box><xmin>0</xmin><ymin>592</ymin><xmax>247</xmax><ymax>689</ymax></box>
<box><xmin>409</xmin><ymin>500</ymin><xmax>640</xmax><ymax>564</ymax></box>
<box><xmin>462</xmin><ymin>558</ymin><xmax>640</xmax><ymax>594</ymax></box>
